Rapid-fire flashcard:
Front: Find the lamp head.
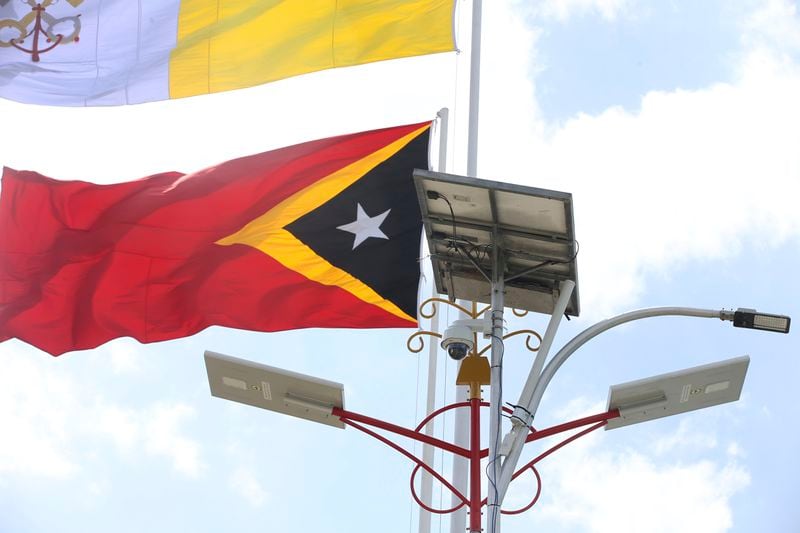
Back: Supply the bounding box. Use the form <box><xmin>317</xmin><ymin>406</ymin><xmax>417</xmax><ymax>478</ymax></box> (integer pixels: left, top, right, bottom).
<box><xmin>732</xmin><ymin>308</ymin><xmax>791</xmax><ymax>334</ymax></box>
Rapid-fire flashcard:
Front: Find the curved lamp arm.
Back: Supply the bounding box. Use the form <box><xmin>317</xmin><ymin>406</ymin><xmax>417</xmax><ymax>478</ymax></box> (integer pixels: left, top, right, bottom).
<box><xmin>497</xmin><ymin>306</ymin><xmax>729</xmax><ymax>503</ymax></box>
<box><xmin>530</xmin><ymin>307</ymin><xmax>728</xmax><ymax>418</ymax></box>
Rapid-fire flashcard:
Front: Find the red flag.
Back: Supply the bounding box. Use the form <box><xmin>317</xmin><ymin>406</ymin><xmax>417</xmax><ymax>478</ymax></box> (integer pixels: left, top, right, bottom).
<box><xmin>0</xmin><ymin>122</ymin><xmax>430</xmax><ymax>356</ymax></box>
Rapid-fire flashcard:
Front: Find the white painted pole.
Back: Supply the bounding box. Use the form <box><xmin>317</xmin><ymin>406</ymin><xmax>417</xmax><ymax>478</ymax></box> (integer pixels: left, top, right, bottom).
<box><xmin>449</xmin><ymin>303</ymin><xmax>471</xmax><ymax>533</ymax></box>
<box><xmin>528</xmin><ymin>308</ymin><xmax>728</xmax><ymax>424</ymax></box>
<box><xmin>496</xmin><ymin>281</ymin><xmax>575</xmax><ymax>503</ymax></box>
<box><xmin>437</xmin><ymin>108</ymin><xmax>450</xmax><ymax>175</ymax></box>
<box><xmin>464</xmin><ymin>2</ymin><xmax>493</xmax><ymax>530</ymax></box>
<box><xmin>515</xmin><ymin>281</ymin><xmax>575</xmax><ymax>414</ymax></box>
<box><xmin>498</xmin><ymin>307</ymin><xmax>729</xmax><ymax>505</ymax></box>
<box><xmin>418</xmin><ymin>108</ymin><xmax>450</xmax><ymax>533</ymax></box>
<box><xmin>418</xmin><ymin>307</ymin><xmax>438</xmax><ymax>533</ymax></box>
<box><xmin>467</xmin><ymin>0</ymin><xmax>483</xmax><ymax>178</ymax></box>
<box><xmin>486</xmin><ymin>236</ymin><xmax>504</xmax><ymax>533</ymax></box>
<box><xmin>448</xmin><ymin>3</ymin><xmax>485</xmax><ymax>529</ymax></box>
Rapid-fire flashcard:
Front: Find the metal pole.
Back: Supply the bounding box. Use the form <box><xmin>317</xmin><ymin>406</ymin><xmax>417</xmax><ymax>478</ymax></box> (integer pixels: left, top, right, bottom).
<box><xmin>515</xmin><ymin>281</ymin><xmax>575</xmax><ymax>413</ymax></box>
<box><xmin>466</xmin><ymin>0</ymin><xmax>483</xmax><ymax>178</ymax></box>
<box><xmin>498</xmin><ymin>308</ymin><xmax>728</xmax><ymax>504</ymax></box>
<box><xmin>418</xmin><ymin>306</ymin><xmax>439</xmax><ymax>533</ymax></box>
<box><xmin>419</xmin><ymin>108</ymin><xmax>451</xmax><ymax>533</ymax></box>
<box><xmin>527</xmin><ymin>307</ymin><xmax>727</xmax><ymax>423</ymax></box>
<box><xmin>437</xmin><ymin>108</ymin><xmax>450</xmax><ymax>174</ymax></box>
<box><xmin>468</xmin><ymin>395</ymin><xmax>482</xmax><ymax>533</ymax></box>
<box><xmin>468</xmin><ymin>1</ymin><xmax>486</xmax><ymax>529</ymax></box>
<box><xmin>449</xmin><ymin>302</ymin><xmax>472</xmax><ymax>533</ymax></box>
<box><xmin>486</xmin><ymin>229</ymin><xmax>504</xmax><ymax>533</ymax></box>
<box><xmin>496</xmin><ymin>280</ymin><xmax>575</xmax><ymax>502</ymax></box>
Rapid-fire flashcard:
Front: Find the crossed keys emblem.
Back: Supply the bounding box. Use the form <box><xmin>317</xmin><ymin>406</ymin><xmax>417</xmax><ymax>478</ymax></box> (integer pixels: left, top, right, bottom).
<box><xmin>0</xmin><ymin>0</ymin><xmax>83</xmax><ymax>62</ymax></box>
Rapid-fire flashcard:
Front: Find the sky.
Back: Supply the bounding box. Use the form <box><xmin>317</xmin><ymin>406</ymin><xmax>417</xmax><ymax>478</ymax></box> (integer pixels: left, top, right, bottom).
<box><xmin>1</xmin><ymin>0</ymin><xmax>799</xmax><ymax>532</ymax></box>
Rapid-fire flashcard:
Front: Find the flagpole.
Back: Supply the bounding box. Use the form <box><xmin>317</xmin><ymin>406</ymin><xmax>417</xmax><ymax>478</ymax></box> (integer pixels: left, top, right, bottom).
<box><xmin>445</xmin><ymin>9</ymin><xmax>485</xmax><ymax>525</ymax></box>
<box><xmin>464</xmin><ymin>2</ymin><xmax>503</xmax><ymax>533</ymax></box>
<box><xmin>418</xmin><ymin>300</ymin><xmax>438</xmax><ymax>533</ymax></box>
<box><xmin>448</xmin><ymin>315</ymin><xmax>470</xmax><ymax>533</ymax></box>
<box><xmin>418</xmin><ymin>108</ymin><xmax>451</xmax><ymax>533</ymax></box>
<box><xmin>431</xmin><ymin>97</ymin><xmax>476</xmax><ymax>529</ymax></box>
<box><xmin>466</xmin><ymin>0</ymin><xmax>483</xmax><ymax>179</ymax></box>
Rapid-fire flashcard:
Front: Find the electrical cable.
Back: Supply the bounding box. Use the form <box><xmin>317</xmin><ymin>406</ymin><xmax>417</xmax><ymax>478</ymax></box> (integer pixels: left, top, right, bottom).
<box><xmin>505</xmin><ymin>240</ymin><xmax>580</xmax><ymax>286</ymax></box>
<box><xmin>427</xmin><ymin>190</ymin><xmax>490</xmax><ymax>274</ymax></box>
<box><xmin>427</xmin><ymin>191</ymin><xmax>459</xmax><ymax>248</ymax></box>
<box><xmin>505</xmin><ymin>402</ymin><xmax>533</xmax><ymax>426</ymax></box>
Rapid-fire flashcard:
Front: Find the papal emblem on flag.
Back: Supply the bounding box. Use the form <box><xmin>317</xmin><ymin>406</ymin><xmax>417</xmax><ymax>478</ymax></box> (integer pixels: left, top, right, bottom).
<box><xmin>0</xmin><ymin>122</ymin><xmax>430</xmax><ymax>355</ymax></box>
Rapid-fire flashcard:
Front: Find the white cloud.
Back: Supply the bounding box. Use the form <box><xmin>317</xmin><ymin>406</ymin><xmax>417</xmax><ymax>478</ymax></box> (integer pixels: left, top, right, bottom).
<box><xmin>144</xmin><ymin>403</ymin><xmax>204</xmax><ymax>478</ymax></box>
<box><xmin>0</xmin><ymin>350</ymin><xmax>80</xmax><ymax>478</ymax></box>
<box><xmin>95</xmin><ymin>404</ymin><xmax>141</xmax><ymax>455</ymax></box>
<box><xmin>536</xmin><ymin>0</ymin><xmax>635</xmax><ymax>22</ymax></box>
<box><xmin>473</xmin><ymin>0</ymin><xmax>544</xmax><ymax>176</ymax></box>
<box><xmin>530</xmin><ymin>48</ymin><xmax>800</xmax><ymax>316</ymax></box>
<box><xmin>0</xmin><ymin>346</ymin><xmax>203</xmax><ymax>480</ymax></box>
<box><xmin>503</xmin><ymin>397</ymin><xmax>750</xmax><ymax>531</ymax></box>
<box><xmin>108</xmin><ymin>342</ymin><xmax>142</xmax><ymax>375</ymax></box>
<box><xmin>727</xmin><ymin>441</ymin><xmax>745</xmax><ymax>459</ymax></box>
<box><xmin>86</xmin><ymin>478</ymin><xmax>111</xmax><ymax>501</ymax></box>
<box><xmin>553</xmin><ymin>396</ymin><xmax>605</xmax><ymax>420</ymax></box>
<box><xmin>477</xmin><ymin>0</ymin><xmax>800</xmax><ymax>317</ymax></box>
<box><xmin>537</xmin><ymin>450</ymin><xmax>750</xmax><ymax>532</ymax></box>
<box><xmin>94</xmin><ymin>401</ymin><xmax>204</xmax><ymax>476</ymax></box>
<box><xmin>744</xmin><ymin>0</ymin><xmax>800</xmax><ymax>52</ymax></box>
<box><xmin>510</xmin><ymin>427</ymin><xmax>750</xmax><ymax>532</ymax></box>
<box><xmin>229</xmin><ymin>466</ymin><xmax>270</xmax><ymax>508</ymax></box>
<box><xmin>651</xmin><ymin>418</ymin><xmax>718</xmax><ymax>455</ymax></box>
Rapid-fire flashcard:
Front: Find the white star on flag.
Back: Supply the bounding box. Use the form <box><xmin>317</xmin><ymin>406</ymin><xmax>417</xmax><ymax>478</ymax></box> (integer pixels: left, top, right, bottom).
<box><xmin>337</xmin><ymin>203</ymin><xmax>391</xmax><ymax>250</ymax></box>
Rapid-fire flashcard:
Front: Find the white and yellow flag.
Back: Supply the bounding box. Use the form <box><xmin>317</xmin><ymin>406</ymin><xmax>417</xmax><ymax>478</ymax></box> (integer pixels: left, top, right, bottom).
<box><xmin>0</xmin><ymin>0</ymin><xmax>455</xmax><ymax>106</ymax></box>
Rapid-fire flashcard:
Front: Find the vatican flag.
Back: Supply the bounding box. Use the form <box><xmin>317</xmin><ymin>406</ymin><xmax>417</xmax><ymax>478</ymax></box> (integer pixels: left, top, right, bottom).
<box><xmin>0</xmin><ymin>0</ymin><xmax>455</xmax><ymax>106</ymax></box>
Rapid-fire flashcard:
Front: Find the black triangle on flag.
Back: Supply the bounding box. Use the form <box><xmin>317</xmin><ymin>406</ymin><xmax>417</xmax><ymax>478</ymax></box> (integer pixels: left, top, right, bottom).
<box><xmin>284</xmin><ymin>129</ymin><xmax>429</xmax><ymax>320</ymax></box>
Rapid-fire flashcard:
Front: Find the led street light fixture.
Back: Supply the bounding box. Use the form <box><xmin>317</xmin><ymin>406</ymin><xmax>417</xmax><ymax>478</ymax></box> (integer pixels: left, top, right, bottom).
<box><xmin>605</xmin><ymin>356</ymin><xmax>750</xmax><ymax>430</ymax></box>
<box><xmin>204</xmin><ymin>351</ymin><xmax>346</xmax><ymax>429</ymax></box>
<box><xmin>732</xmin><ymin>308</ymin><xmax>791</xmax><ymax>334</ymax></box>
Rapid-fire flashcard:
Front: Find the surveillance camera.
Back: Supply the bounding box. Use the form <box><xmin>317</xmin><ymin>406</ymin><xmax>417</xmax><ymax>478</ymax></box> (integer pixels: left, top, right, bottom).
<box><xmin>441</xmin><ymin>324</ymin><xmax>475</xmax><ymax>360</ymax></box>
<box><xmin>445</xmin><ymin>341</ymin><xmax>470</xmax><ymax>360</ymax></box>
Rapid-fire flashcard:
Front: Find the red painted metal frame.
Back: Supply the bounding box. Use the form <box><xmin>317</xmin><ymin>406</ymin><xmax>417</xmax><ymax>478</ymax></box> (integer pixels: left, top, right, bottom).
<box><xmin>339</xmin><ymin>417</ymin><xmax>470</xmax><ymax>507</ymax></box>
<box><xmin>469</xmin><ymin>398</ymin><xmax>482</xmax><ymax>532</ymax></box>
<box><xmin>409</xmin><ymin>463</ymin><xmax>467</xmax><ymax>514</ymax></box>
<box><xmin>525</xmin><ymin>409</ymin><xmax>620</xmax><ymax>444</ymax></box>
<box><xmin>405</xmin><ymin>402</ymin><xmax>515</xmax><ymax>517</ymax></box>
<box><xmin>475</xmin><ymin>418</ymin><xmax>610</xmax><ymax>511</ymax></box>
<box><xmin>333</xmin><ymin>406</ymin><xmax>470</xmax><ymax>458</ymax></box>
<box><xmin>513</xmin><ymin>420</ymin><xmax>607</xmax><ymax>486</ymax></box>
<box><xmin>414</xmin><ymin>401</ymin><xmax>472</xmax><ymax>433</ymax></box>
<box><xmin>476</xmin><ymin>409</ymin><xmax>621</xmax><ymax>459</ymax></box>
<box><xmin>332</xmin><ymin>403</ymin><xmax>620</xmax><ymax>518</ymax></box>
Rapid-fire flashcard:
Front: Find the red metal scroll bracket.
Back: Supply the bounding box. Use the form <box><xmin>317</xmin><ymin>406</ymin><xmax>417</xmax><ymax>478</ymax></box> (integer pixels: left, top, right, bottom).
<box><xmin>339</xmin><ymin>417</ymin><xmax>470</xmax><ymax>508</ymax></box>
<box><xmin>333</xmin><ymin>404</ymin><xmax>620</xmax><ymax>517</ymax></box>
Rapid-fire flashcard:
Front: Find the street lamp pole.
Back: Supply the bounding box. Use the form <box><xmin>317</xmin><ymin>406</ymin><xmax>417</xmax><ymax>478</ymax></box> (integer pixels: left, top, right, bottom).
<box><xmin>486</xmin><ymin>229</ymin><xmax>504</xmax><ymax>533</ymax></box>
<box><xmin>203</xmin><ymin>300</ymin><xmax>789</xmax><ymax>531</ymax></box>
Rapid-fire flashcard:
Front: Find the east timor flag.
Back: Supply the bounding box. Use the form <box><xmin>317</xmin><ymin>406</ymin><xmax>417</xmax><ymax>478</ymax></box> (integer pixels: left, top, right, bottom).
<box><xmin>0</xmin><ymin>122</ymin><xmax>429</xmax><ymax>356</ymax></box>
